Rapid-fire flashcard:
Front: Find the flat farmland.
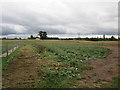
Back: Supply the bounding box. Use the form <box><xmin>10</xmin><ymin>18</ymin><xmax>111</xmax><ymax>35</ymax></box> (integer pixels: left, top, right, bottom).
<box><xmin>1</xmin><ymin>40</ymin><xmax>119</xmax><ymax>88</ymax></box>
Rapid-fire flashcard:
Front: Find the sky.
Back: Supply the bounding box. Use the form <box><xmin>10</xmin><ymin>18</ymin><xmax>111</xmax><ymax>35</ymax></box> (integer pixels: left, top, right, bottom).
<box><xmin>0</xmin><ymin>0</ymin><xmax>119</xmax><ymax>38</ymax></box>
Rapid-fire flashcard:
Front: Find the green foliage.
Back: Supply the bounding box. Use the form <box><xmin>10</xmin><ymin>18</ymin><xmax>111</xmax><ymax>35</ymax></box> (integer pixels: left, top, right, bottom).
<box><xmin>28</xmin><ymin>35</ymin><xmax>36</xmax><ymax>39</ymax></box>
<box><xmin>32</xmin><ymin>42</ymin><xmax>110</xmax><ymax>88</ymax></box>
<box><xmin>33</xmin><ymin>42</ymin><xmax>110</xmax><ymax>62</ymax></box>
<box><xmin>38</xmin><ymin>66</ymin><xmax>78</xmax><ymax>88</ymax></box>
<box><xmin>1</xmin><ymin>40</ymin><xmax>118</xmax><ymax>88</ymax></box>
<box><xmin>110</xmin><ymin>78</ymin><xmax>119</xmax><ymax>88</ymax></box>
<box><xmin>38</xmin><ymin>31</ymin><xmax>47</xmax><ymax>39</ymax></box>
<box><xmin>105</xmin><ymin>78</ymin><xmax>120</xmax><ymax>88</ymax></box>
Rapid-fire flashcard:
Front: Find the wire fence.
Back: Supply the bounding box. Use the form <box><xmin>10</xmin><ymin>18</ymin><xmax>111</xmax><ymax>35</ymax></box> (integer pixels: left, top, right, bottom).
<box><xmin>0</xmin><ymin>41</ymin><xmax>24</xmax><ymax>57</ymax></box>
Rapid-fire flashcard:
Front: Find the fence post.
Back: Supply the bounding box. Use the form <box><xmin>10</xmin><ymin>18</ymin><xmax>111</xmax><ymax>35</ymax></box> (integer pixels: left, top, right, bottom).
<box><xmin>12</xmin><ymin>43</ymin><xmax>14</xmax><ymax>52</ymax></box>
<box><xmin>6</xmin><ymin>43</ymin><xmax>8</xmax><ymax>56</ymax></box>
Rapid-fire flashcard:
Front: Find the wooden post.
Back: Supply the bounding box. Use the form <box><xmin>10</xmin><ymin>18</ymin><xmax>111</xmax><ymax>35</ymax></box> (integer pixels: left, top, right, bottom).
<box><xmin>12</xmin><ymin>43</ymin><xmax>14</xmax><ymax>52</ymax></box>
<box><xmin>6</xmin><ymin>43</ymin><xmax>8</xmax><ymax>56</ymax></box>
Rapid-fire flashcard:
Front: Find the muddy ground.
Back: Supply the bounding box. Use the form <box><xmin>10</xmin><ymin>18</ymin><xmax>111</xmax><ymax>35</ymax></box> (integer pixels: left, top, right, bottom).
<box><xmin>2</xmin><ymin>45</ymin><xmax>119</xmax><ymax>88</ymax></box>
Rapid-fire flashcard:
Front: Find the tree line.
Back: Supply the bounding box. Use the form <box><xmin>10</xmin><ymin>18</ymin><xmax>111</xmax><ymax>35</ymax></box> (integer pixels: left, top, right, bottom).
<box><xmin>27</xmin><ymin>31</ymin><xmax>119</xmax><ymax>41</ymax></box>
<box><xmin>2</xmin><ymin>31</ymin><xmax>119</xmax><ymax>41</ymax></box>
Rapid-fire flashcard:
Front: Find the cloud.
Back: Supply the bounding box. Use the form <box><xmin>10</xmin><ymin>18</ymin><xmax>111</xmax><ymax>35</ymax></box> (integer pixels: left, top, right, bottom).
<box><xmin>1</xmin><ymin>1</ymin><xmax>118</xmax><ymax>37</ymax></box>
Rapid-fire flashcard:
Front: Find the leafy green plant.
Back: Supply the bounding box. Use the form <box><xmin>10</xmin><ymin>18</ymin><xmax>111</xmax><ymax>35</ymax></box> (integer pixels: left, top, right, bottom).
<box><xmin>31</xmin><ymin>41</ymin><xmax>110</xmax><ymax>88</ymax></box>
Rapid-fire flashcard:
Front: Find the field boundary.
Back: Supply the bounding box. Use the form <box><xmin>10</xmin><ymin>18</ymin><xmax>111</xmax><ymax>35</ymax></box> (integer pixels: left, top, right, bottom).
<box><xmin>0</xmin><ymin>46</ymin><xmax>19</xmax><ymax>57</ymax></box>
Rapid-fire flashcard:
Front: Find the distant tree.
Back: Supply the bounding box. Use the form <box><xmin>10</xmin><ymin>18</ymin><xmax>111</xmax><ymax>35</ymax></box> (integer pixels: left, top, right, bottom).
<box><xmin>90</xmin><ymin>37</ymin><xmax>99</xmax><ymax>41</ymax></box>
<box><xmin>75</xmin><ymin>37</ymin><xmax>81</xmax><ymax>40</ymax></box>
<box><xmin>38</xmin><ymin>31</ymin><xmax>47</xmax><ymax>39</ymax></box>
<box><xmin>2</xmin><ymin>37</ymin><xmax>7</xmax><ymax>39</ymax></box>
<box><xmin>30</xmin><ymin>35</ymin><xmax>34</xmax><ymax>39</ymax></box>
<box><xmin>28</xmin><ymin>35</ymin><xmax>36</xmax><ymax>39</ymax></box>
<box><xmin>28</xmin><ymin>37</ymin><xmax>30</xmax><ymax>39</ymax></box>
<box><xmin>118</xmin><ymin>36</ymin><xmax>120</xmax><ymax>41</ymax></box>
<box><xmin>19</xmin><ymin>37</ymin><xmax>21</xmax><ymax>39</ymax></box>
<box><xmin>84</xmin><ymin>37</ymin><xmax>90</xmax><ymax>41</ymax></box>
<box><xmin>47</xmin><ymin>37</ymin><xmax>59</xmax><ymax>40</ymax></box>
<box><xmin>109</xmin><ymin>36</ymin><xmax>117</xmax><ymax>41</ymax></box>
<box><xmin>14</xmin><ymin>37</ymin><xmax>18</xmax><ymax>40</ymax></box>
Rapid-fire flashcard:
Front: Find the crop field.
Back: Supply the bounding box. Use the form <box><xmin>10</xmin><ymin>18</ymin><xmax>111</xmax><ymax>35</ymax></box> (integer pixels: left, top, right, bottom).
<box><xmin>1</xmin><ymin>40</ymin><xmax>119</xmax><ymax>88</ymax></box>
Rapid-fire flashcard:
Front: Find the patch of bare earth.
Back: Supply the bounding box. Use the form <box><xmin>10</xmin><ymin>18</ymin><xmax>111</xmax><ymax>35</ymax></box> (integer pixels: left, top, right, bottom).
<box><xmin>74</xmin><ymin>46</ymin><xmax>119</xmax><ymax>88</ymax></box>
<box><xmin>2</xmin><ymin>45</ymin><xmax>42</xmax><ymax>88</ymax></box>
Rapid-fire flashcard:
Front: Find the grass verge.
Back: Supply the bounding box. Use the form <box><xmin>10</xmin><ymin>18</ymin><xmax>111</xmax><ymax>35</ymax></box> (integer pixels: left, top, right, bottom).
<box><xmin>2</xmin><ymin>46</ymin><xmax>22</xmax><ymax>71</ymax></box>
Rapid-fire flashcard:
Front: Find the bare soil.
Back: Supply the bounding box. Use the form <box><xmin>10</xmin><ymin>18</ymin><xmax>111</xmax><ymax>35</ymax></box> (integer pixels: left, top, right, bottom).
<box><xmin>74</xmin><ymin>46</ymin><xmax>119</xmax><ymax>88</ymax></box>
<box><xmin>2</xmin><ymin>45</ymin><xmax>42</xmax><ymax>88</ymax></box>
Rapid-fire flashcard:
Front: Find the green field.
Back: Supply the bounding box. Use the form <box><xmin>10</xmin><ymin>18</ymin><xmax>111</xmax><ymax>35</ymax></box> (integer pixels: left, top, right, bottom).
<box><xmin>31</xmin><ymin>42</ymin><xmax>110</xmax><ymax>88</ymax></box>
<box><xmin>1</xmin><ymin>40</ymin><xmax>119</xmax><ymax>88</ymax></box>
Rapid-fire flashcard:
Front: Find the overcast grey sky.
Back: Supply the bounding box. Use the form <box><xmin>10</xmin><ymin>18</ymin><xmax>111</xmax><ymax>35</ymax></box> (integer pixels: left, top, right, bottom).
<box><xmin>0</xmin><ymin>0</ymin><xmax>118</xmax><ymax>38</ymax></box>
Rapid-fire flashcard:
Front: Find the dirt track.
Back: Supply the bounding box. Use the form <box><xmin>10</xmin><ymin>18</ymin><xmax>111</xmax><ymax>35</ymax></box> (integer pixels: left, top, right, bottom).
<box><xmin>75</xmin><ymin>46</ymin><xmax>119</xmax><ymax>88</ymax></box>
<box><xmin>2</xmin><ymin>45</ymin><xmax>41</xmax><ymax>88</ymax></box>
<box><xmin>2</xmin><ymin>45</ymin><xmax>119</xmax><ymax>88</ymax></box>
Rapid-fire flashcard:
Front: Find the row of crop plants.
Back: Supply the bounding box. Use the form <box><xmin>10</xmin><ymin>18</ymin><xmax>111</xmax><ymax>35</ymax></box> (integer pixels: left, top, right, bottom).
<box><xmin>31</xmin><ymin>42</ymin><xmax>110</xmax><ymax>88</ymax></box>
